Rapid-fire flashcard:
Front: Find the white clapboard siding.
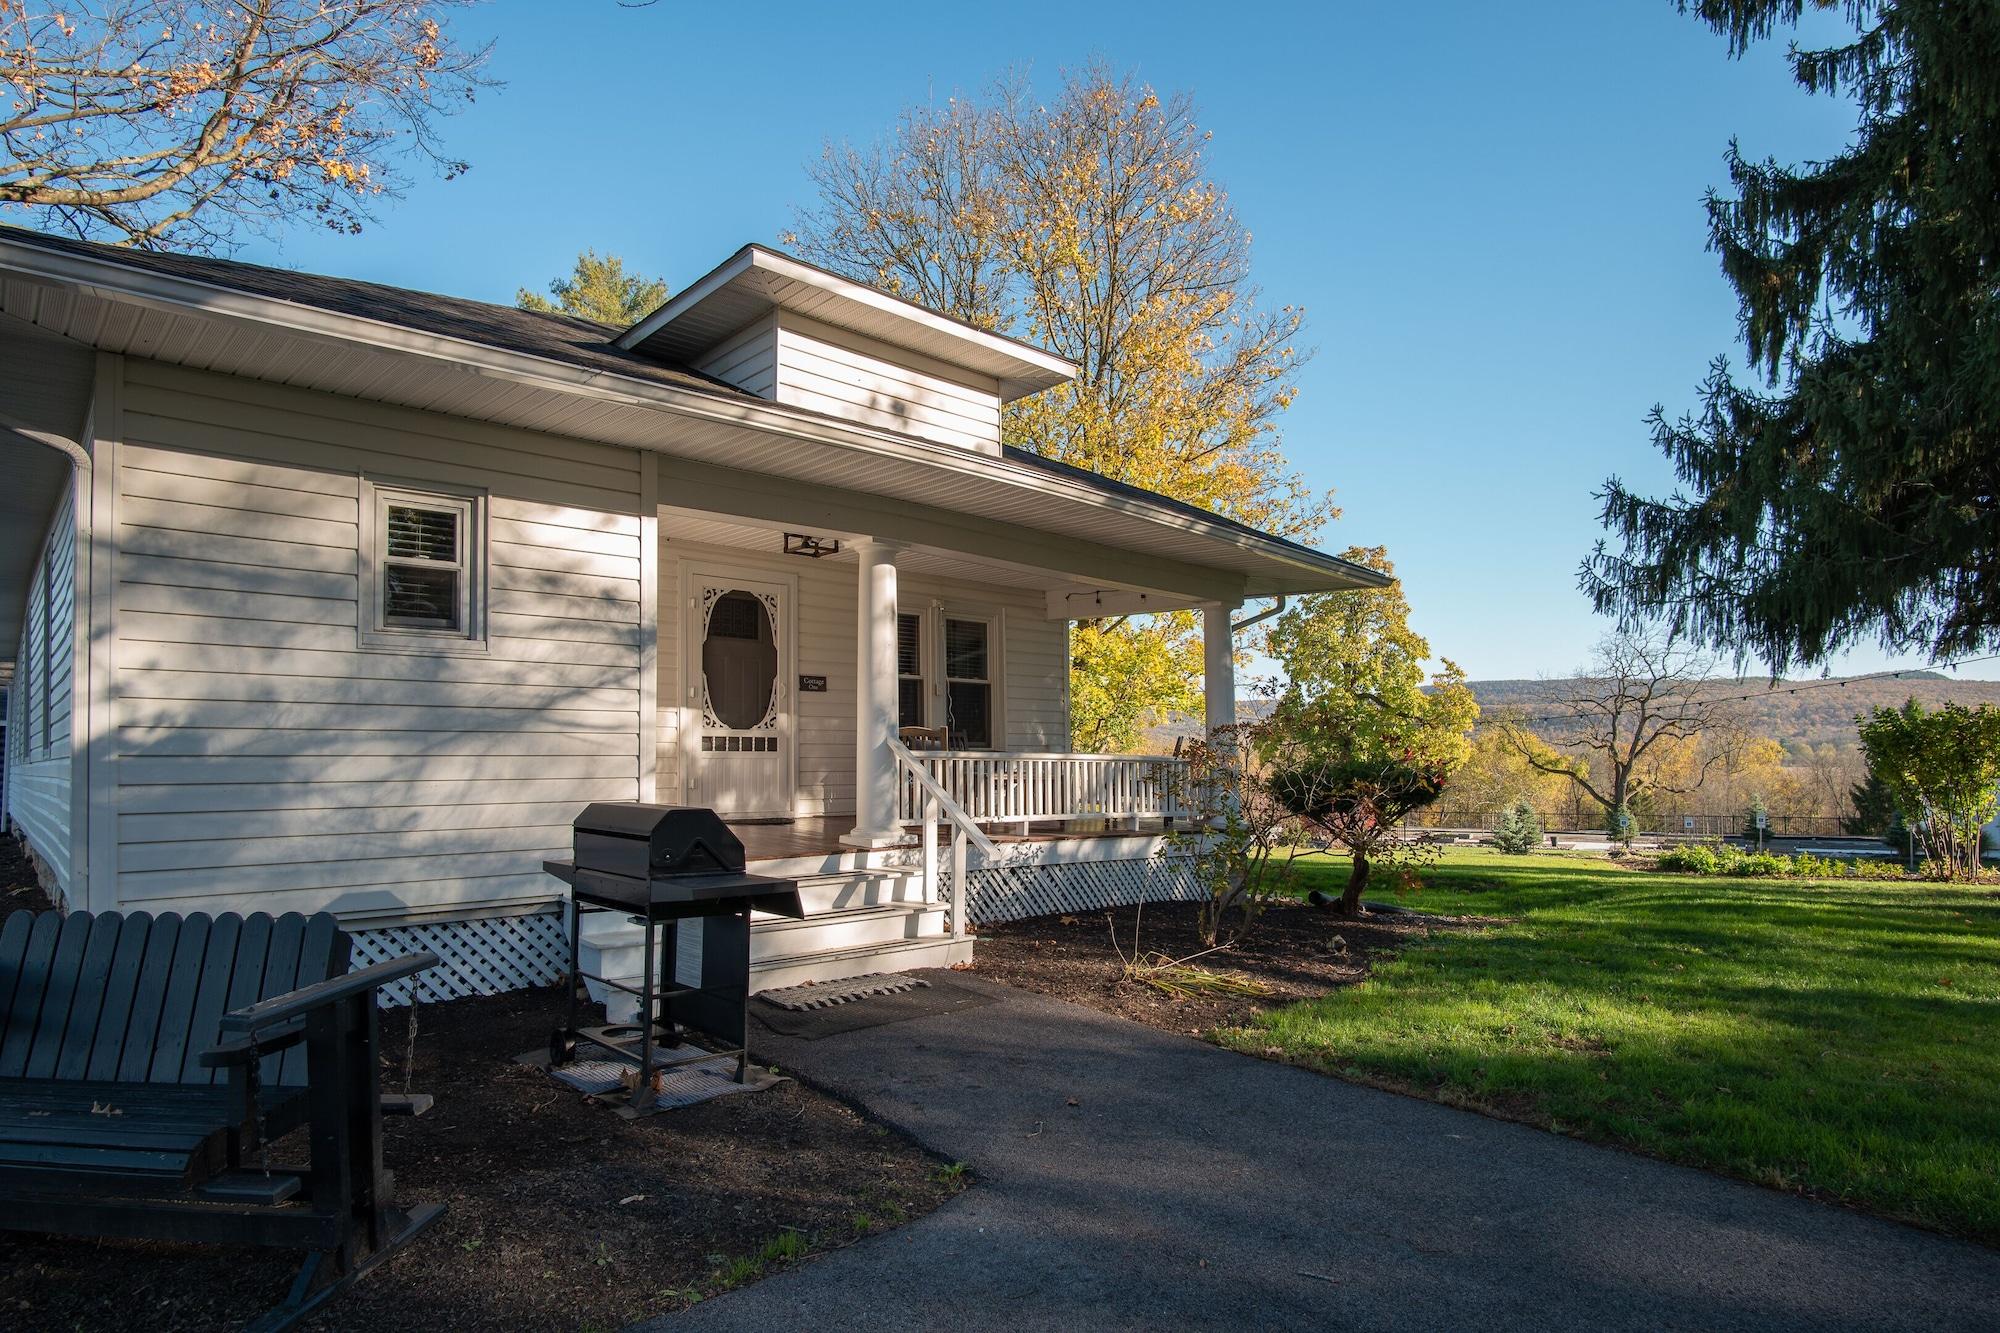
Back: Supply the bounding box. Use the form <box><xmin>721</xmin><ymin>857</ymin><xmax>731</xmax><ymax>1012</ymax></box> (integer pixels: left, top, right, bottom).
<box><xmin>120</xmin><ymin>823</ymin><xmax>579</xmax><ymax>873</ymax></box>
<box><xmin>659</xmin><ymin>537</ymin><xmax>1068</xmax><ymax>818</ymax></box>
<box><xmin>119</xmin><ymin>800</ymin><xmax>600</xmax><ymax>845</ymax></box>
<box><xmin>119</xmin><ymin>523</ymin><xmax>359</xmax><ymax>574</ymax></box>
<box><xmin>118</xmin><ymin>725</ymin><xmax>635</xmax><ymax>758</ymax></box>
<box><xmin>133</xmin><ymin>872</ymin><xmax>560</xmax><ymax>923</ymax></box>
<box><xmin>111</xmin><ymin>361</ymin><xmax>647</xmax><ymax>922</ymax></box>
<box><xmin>117</xmin><ymin>642</ymin><xmax>629</xmax><ymax>690</ymax></box>
<box><xmin>118</xmin><ymin>699</ymin><xmax>638</xmax><ymax>734</ymax></box>
<box><xmin>116</xmin><ymin>668</ymin><xmax>636</xmax><ymax>712</ymax></box>
<box><xmin>688</xmin><ymin>311</ymin><xmax>1004</xmax><ymax>455</ymax></box>
<box><xmin>118</xmin><ymin>753</ymin><xmax>635</xmax><ymax>786</ymax></box>
<box><xmin>690</xmin><ymin>316</ymin><xmax>780</xmax><ymax>398</ymax></box>
<box><xmin>122</xmin><ymin>372</ymin><xmax>642</xmax><ymax>510</ymax></box>
<box><xmin>120</xmin><ymin>850</ymin><xmax>575</xmax><ymax>905</ymax></box>
<box><xmin>1004</xmin><ymin>613</ymin><xmax>1068</xmax><ymax>751</ymax></box>
<box><xmin>774</xmin><ymin>315</ymin><xmax>1001</xmax><ymax>453</ymax></box>
<box><xmin>4</xmin><ymin>473</ymin><xmax>77</xmax><ymax>896</ymax></box>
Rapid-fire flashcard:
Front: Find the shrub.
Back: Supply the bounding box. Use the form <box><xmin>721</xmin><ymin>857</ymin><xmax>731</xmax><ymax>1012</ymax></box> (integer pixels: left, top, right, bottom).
<box><xmin>1651</xmin><ymin>843</ymin><xmax>1925</xmax><ymax>882</ymax></box>
<box><xmin>1657</xmin><ymin>842</ymin><xmax>1722</xmax><ymax>874</ymax></box>
<box><xmin>1492</xmin><ymin>800</ymin><xmax>1543</xmax><ymax>854</ymax></box>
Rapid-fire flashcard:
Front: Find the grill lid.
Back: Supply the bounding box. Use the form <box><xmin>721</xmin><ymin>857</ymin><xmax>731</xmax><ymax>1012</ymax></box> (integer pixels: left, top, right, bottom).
<box><xmin>572</xmin><ymin>803</ymin><xmax>746</xmax><ymax>879</ymax></box>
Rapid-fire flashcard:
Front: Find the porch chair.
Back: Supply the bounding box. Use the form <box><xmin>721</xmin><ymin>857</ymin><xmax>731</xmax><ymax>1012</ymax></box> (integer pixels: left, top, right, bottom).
<box><xmin>0</xmin><ymin>908</ymin><xmax>442</xmax><ymax>1332</ymax></box>
<box><xmin>899</xmin><ymin>725</ymin><xmax>950</xmax><ymax>751</ymax></box>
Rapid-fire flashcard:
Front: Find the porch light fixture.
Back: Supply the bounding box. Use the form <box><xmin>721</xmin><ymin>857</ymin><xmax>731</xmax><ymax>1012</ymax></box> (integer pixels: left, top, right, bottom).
<box><xmin>783</xmin><ymin>532</ymin><xmax>842</xmax><ymax>559</ymax></box>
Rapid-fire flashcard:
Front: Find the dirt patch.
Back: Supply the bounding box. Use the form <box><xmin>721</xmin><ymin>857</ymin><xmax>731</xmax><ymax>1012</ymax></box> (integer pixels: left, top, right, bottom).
<box><xmin>969</xmin><ymin>897</ymin><xmax>1484</xmax><ymax>1037</ymax></box>
<box><xmin>1</xmin><ymin>832</ymin><xmax>54</xmax><ymax>915</ymax></box>
<box><xmin>0</xmin><ymin>984</ymin><xmax>965</xmax><ymax>1331</ymax></box>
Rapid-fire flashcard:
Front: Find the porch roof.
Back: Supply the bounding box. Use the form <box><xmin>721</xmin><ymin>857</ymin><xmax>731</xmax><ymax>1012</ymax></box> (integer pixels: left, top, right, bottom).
<box><xmin>0</xmin><ymin>227</ymin><xmax>1390</xmax><ymax>603</ymax></box>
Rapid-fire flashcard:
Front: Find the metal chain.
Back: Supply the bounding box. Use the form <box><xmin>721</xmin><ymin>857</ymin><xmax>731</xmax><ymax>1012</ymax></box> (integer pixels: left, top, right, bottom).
<box><xmin>249</xmin><ymin>1052</ymin><xmax>270</xmax><ymax>1178</ymax></box>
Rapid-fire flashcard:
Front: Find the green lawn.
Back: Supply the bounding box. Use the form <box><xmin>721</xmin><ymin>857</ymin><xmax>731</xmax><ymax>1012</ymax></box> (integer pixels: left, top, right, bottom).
<box><xmin>1226</xmin><ymin>849</ymin><xmax>2000</xmax><ymax>1242</ymax></box>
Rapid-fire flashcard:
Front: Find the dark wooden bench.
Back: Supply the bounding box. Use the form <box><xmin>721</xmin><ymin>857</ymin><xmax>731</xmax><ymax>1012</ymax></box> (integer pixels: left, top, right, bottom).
<box><xmin>0</xmin><ymin>908</ymin><xmax>442</xmax><ymax>1331</ymax></box>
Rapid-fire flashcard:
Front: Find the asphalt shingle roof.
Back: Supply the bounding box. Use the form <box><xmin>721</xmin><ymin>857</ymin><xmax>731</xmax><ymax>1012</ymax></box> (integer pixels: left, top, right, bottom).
<box><xmin>0</xmin><ymin>226</ymin><xmax>1369</xmax><ymax>579</ymax></box>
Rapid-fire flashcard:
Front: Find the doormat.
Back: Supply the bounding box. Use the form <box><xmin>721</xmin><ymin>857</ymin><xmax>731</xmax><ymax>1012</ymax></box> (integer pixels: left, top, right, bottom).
<box><xmin>757</xmin><ymin>973</ymin><xmax>932</xmax><ymax>1011</ymax></box>
<box><xmin>751</xmin><ymin>977</ymin><xmax>996</xmax><ymax>1040</ymax></box>
<box><xmin>517</xmin><ymin>1049</ymin><xmax>785</xmax><ymax>1119</ymax></box>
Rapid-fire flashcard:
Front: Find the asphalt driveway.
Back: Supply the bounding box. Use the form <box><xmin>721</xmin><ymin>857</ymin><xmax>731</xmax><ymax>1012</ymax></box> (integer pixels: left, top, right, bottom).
<box><xmin>642</xmin><ymin>974</ymin><xmax>2000</xmax><ymax>1332</ymax></box>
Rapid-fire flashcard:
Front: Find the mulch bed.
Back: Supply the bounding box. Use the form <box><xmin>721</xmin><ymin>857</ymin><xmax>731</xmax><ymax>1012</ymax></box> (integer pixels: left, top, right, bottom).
<box><xmin>1</xmin><ymin>831</ymin><xmax>50</xmax><ymax>916</ymax></box>
<box><xmin>969</xmin><ymin>897</ymin><xmax>1482</xmax><ymax>1037</ymax></box>
<box><xmin>0</xmin><ymin>841</ymin><xmax>964</xmax><ymax>1332</ymax></box>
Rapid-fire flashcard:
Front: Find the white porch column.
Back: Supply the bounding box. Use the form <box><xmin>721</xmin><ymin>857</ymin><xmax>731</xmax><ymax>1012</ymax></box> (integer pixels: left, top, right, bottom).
<box><xmin>844</xmin><ymin>537</ymin><xmax>906</xmax><ymax>848</ymax></box>
<box><xmin>1201</xmin><ymin>601</ymin><xmax>1240</xmax><ymax>737</ymax></box>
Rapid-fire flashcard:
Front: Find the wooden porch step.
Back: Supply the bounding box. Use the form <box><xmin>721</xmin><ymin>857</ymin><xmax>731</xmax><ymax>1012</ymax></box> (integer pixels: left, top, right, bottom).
<box><xmin>747</xmin><ymin>935</ymin><xmax>973</xmax><ymax>995</ymax></box>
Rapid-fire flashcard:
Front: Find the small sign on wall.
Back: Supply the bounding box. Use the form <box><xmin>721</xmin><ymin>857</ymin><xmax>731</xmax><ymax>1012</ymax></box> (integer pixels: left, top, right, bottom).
<box><xmin>798</xmin><ymin>674</ymin><xmax>828</xmax><ymax>693</ymax></box>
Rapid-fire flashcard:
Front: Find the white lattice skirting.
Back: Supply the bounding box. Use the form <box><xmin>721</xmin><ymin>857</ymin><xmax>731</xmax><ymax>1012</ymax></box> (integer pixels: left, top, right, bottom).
<box><xmin>349</xmin><ymin>911</ymin><xmax>569</xmax><ymax>1007</ymax></box>
<box><xmin>967</xmin><ymin>856</ymin><xmax>1204</xmax><ymax>925</ymax></box>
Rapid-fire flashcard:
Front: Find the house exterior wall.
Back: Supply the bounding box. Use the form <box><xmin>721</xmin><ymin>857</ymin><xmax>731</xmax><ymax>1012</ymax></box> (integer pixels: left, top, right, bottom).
<box><xmin>691</xmin><ymin>312</ymin><xmax>1003</xmax><ymax>455</ymax></box>
<box><xmin>657</xmin><ymin>538</ymin><xmax>1068</xmax><ymax>816</ymax></box>
<box><xmin>105</xmin><ymin>359</ymin><xmax>651</xmax><ymax>924</ymax></box>
<box><xmin>690</xmin><ymin>316</ymin><xmax>779</xmax><ymax>399</ymax></box>
<box><xmin>4</xmin><ymin>471</ymin><xmax>77</xmax><ymax>899</ymax></box>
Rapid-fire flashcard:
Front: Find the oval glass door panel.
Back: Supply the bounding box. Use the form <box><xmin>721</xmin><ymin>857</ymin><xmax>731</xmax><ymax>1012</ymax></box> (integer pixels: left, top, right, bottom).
<box><xmin>703</xmin><ymin>590</ymin><xmax>778</xmax><ymax>729</ymax></box>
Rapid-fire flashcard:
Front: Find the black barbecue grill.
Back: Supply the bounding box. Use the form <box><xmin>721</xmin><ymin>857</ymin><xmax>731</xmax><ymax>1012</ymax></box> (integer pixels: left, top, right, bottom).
<box><xmin>544</xmin><ymin>804</ymin><xmax>803</xmax><ymax>1110</ymax></box>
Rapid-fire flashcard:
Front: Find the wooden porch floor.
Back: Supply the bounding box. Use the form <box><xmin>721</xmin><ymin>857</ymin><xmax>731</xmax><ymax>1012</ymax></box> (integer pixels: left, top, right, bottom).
<box><xmin>727</xmin><ymin>815</ymin><xmax>1180</xmax><ymax>862</ymax></box>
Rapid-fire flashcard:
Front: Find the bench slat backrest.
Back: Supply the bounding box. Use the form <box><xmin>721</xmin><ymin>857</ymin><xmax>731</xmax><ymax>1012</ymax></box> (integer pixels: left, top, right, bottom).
<box><xmin>0</xmin><ymin>910</ymin><xmax>349</xmax><ymax>1089</ymax></box>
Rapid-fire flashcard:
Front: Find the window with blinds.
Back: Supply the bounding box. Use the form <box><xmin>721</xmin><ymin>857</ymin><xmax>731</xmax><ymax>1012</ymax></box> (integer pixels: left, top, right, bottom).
<box><xmin>363</xmin><ymin>480</ymin><xmax>486</xmax><ymax>650</ymax></box>
<box><xmin>944</xmin><ymin>616</ymin><xmax>992</xmax><ymax>748</ymax></box>
<box><xmin>897</xmin><ymin>612</ymin><xmax>926</xmax><ymax>729</ymax></box>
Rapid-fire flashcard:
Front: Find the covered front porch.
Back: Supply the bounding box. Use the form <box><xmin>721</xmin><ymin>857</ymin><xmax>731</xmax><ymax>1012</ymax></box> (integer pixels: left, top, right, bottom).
<box><xmin>657</xmin><ymin>503</ymin><xmax>1240</xmax><ymax>847</ymax></box>
<box><xmin>581</xmin><ymin>504</ymin><xmax>1258</xmax><ymax>1007</ymax></box>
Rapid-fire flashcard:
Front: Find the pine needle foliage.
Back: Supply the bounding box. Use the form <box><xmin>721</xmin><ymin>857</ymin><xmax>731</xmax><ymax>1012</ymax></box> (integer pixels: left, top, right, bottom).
<box><xmin>1585</xmin><ymin>1</ymin><xmax>2000</xmax><ymax>671</ymax></box>
<box><xmin>517</xmin><ymin>249</ymin><xmax>667</xmax><ymax>326</ymax></box>
<box><xmin>1492</xmin><ymin>800</ymin><xmax>1542</xmax><ymax>854</ymax></box>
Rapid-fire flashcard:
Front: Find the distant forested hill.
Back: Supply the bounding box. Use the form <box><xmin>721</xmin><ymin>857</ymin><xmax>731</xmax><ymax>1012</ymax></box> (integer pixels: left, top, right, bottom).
<box><xmin>1465</xmin><ymin>672</ymin><xmax>2000</xmax><ymax>750</ymax></box>
<box><xmin>1151</xmin><ymin>672</ymin><xmax>2000</xmax><ymax>757</ymax></box>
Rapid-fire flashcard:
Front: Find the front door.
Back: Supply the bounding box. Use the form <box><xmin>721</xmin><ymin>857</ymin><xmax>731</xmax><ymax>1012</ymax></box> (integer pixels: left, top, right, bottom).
<box><xmin>686</xmin><ymin>571</ymin><xmax>794</xmax><ymax>819</ymax></box>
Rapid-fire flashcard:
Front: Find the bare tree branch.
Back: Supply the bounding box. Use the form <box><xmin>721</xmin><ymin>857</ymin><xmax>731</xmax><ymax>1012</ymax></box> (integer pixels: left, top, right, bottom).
<box><xmin>0</xmin><ymin>0</ymin><xmax>492</xmax><ymax>250</ymax></box>
<box><xmin>1496</xmin><ymin>628</ymin><xmax>1746</xmax><ymax>824</ymax></box>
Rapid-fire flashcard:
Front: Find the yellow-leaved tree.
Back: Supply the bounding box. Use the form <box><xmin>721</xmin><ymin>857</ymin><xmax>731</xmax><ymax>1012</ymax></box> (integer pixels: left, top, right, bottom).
<box><xmin>788</xmin><ymin>63</ymin><xmax>1332</xmax><ymax>751</ymax></box>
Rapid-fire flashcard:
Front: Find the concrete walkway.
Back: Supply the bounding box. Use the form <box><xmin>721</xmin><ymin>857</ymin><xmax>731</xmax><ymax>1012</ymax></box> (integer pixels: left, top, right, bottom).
<box><xmin>645</xmin><ymin>975</ymin><xmax>2000</xmax><ymax>1332</ymax></box>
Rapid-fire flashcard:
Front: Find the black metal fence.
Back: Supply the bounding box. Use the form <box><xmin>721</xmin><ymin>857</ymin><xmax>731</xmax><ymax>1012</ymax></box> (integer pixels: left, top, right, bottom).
<box><xmin>1406</xmin><ymin>809</ymin><xmax>1865</xmax><ymax>840</ymax></box>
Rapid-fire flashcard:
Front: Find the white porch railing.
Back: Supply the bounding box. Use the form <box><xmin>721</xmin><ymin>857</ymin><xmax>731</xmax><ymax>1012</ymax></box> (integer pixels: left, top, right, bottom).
<box><xmin>890</xmin><ymin>738</ymin><xmax>997</xmax><ymax>941</ymax></box>
<box><xmin>895</xmin><ymin>751</ymin><xmax>1198</xmax><ymax>829</ymax></box>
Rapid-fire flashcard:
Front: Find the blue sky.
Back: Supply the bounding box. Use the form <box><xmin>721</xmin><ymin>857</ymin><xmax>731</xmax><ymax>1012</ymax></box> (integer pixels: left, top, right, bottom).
<box><xmin>231</xmin><ymin>0</ymin><xmax>1990</xmax><ymax>683</ymax></box>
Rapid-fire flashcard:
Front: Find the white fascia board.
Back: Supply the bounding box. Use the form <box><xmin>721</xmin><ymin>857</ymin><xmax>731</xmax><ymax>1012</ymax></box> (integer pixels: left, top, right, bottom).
<box><xmin>616</xmin><ymin>244</ymin><xmax>1076</xmax><ymax>397</ymax></box>
<box><xmin>615</xmin><ymin>245</ymin><xmax>757</xmax><ymax>351</ymax></box>
<box><xmin>0</xmin><ymin>235</ymin><xmax>1384</xmax><ymax>597</ymax></box>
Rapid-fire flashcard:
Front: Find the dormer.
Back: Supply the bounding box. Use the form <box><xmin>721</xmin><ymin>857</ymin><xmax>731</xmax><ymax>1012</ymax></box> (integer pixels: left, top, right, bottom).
<box><xmin>615</xmin><ymin>246</ymin><xmax>1074</xmax><ymax>456</ymax></box>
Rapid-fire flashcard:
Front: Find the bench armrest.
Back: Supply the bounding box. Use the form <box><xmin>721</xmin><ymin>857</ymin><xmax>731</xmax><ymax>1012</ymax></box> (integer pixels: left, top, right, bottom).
<box><xmin>217</xmin><ymin>952</ymin><xmax>439</xmax><ymax>1035</ymax></box>
<box><xmin>197</xmin><ymin>1023</ymin><xmax>306</xmax><ymax>1068</ymax></box>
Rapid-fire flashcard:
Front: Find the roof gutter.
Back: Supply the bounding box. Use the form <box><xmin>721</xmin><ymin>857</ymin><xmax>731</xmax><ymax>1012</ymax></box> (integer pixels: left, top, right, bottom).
<box><xmin>0</xmin><ymin>235</ymin><xmax>1387</xmax><ymax>593</ymax></box>
<box><xmin>1232</xmin><ymin>595</ymin><xmax>1288</xmax><ymax>634</ymax></box>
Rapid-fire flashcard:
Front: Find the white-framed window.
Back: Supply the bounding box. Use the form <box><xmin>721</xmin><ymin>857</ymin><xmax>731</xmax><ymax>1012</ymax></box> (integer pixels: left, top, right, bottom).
<box><xmin>897</xmin><ymin>611</ymin><xmax>927</xmax><ymax>729</ymax></box>
<box><xmin>943</xmin><ymin>614</ymin><xmax>997</xmax><ymax>749</ymax></box>
<box><xmin>359</xmin><ymin>478</ymin><xmax>488</xmax><ymax>653</ymax></box>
